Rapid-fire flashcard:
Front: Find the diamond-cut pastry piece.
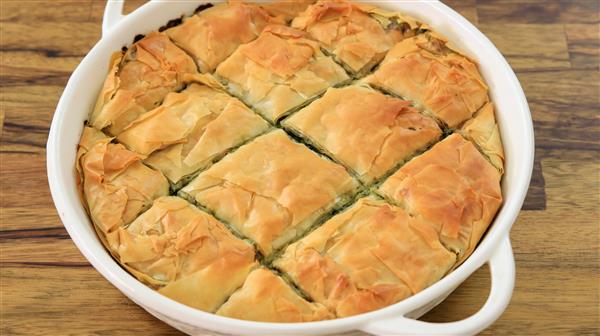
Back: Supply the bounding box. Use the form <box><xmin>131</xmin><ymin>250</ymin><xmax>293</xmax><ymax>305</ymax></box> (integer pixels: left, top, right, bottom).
<box><xmin>112</xmin><ymin>196</ymin><xmax>257</xmax><ymax>312</ymax></box>
<box><xmin>180</xmin><ymin>130</ymin><xmax>359</xmax><ymax>256</ymax></box>
<box><xmin>292</xmin><ymin>0</ymin><xmax>421</xmax><ymax>76</ymax></box>
<box><xmin>283</xmin><ymin>85</ymin><xmax>441</xmax><ymax>184</ymax></box>
<box><xmin>216</xmin><ymin>268</ymin><xmax>333</xmax><ymax>322</ymax></box>
<box><xmin>116</xmin><ymin>79</ymin><xmax>270</xmax><ymax>187</ymax></box>
<box><xmin>215</xmin><ymin>25</ymin><xmax>350</xmax><ymax>122</ymax></box>
<box><xmin>364</xmin><ymin>33</ymin><xmax>489</xmax><ymax>128</ymax></box>
<box><xmin>273</xmin><ymin>196</ymin><xmax>456</xmax><ymax>317</ymax></box>
<box><xmin>90</xmin><ymin>32</ymin><xmax>200</xmax><ymax>135</ymax></box>
<box><xmin>76</xmin><ymin>127</ymin><xmax>169</xmax><ymax>239</ymax></box>
<box><xmin>165</xmin><ymin>3</ymin><xmax>277</xmax><ymax>73</ymax></box>
<box><xmin>378</xmin><ymin>133</ymin><xmax>502</xmax><ymax>263</ymax></box>
<box><xmin>459</xmin><ymin>102</ymin><xmax>505</xmax><ymax>173</ymax></box>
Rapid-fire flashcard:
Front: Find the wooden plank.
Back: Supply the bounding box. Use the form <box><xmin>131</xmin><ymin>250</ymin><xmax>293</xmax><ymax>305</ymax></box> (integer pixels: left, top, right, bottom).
<box><xmin>565</xmin><ymin>23</ymin><xmax>600</xmax><ymax>70</ymax></box>
<box><xmin>1</xmin><ymin>267</ymin><xmax>182</xmax><ymax>336</ymax></box>
<box><xmin>442</xmin><ymin>0</ymin><xmax>479</xmax><ymax>25</ymax></box>
<box><xmin>0</xmin><ymin>207</ymin><xmax>62</xmax><ymax>231</ymax></box>
<box><xmin>0</xmin><ymin>154</ymin><xmax>54</xmax><ymax>209</ymax></box>
<box><xmin>479</xmin><ymin>23</ymin><xmax>571</xmax><ymax>71</ymax></box>
<box><xmin>517</xmin><ymin>69</ymin><xmax>600</xmax><ymax>151</ymax></box>
<box><xmin>0</xmin><ymin>0</ymin><xmax>95</xmax><ymax>23</ymax></box>
<box><xmin>0</xmin><ymin>236</ymin><xmax>87</xmax><ymax>266</ymax></box>
<box><xmin>477</xmin><ymin>0</ymin><xmax>600</xmax><ymax>24</ymax></box>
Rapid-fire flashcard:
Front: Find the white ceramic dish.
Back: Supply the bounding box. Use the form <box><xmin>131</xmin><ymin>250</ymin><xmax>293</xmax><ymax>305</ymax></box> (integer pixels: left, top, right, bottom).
<box><xmin>46</xmin><ymin>0</ymin><xmax>534</xmax><ymax>335</ymax></box>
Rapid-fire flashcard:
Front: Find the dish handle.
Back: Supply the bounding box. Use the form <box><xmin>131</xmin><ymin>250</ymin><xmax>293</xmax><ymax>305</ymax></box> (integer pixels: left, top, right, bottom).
<box><xmin>361</xmin><ymin>236</ymin><xmax>515</xmax><ymax>336</ymax></box>
<box><xmin>102</xmin><ymin>0</ymin><xmax>126</xmax><ymax>36</ymax></box>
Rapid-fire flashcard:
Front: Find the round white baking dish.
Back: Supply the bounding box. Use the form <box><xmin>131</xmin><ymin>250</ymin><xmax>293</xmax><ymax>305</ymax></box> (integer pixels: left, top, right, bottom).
<box><xmin>46</xmin><ymin>1</ymin><xmax>534</xmax><ymax>335</ymax></box>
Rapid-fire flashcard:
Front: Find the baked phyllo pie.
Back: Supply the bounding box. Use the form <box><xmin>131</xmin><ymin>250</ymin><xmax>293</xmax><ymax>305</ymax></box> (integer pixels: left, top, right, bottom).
<box><xmin>115</xmin><ymin>77</ymin><xmax>270</xmax><ymax>188</ymax></box>
<box><xmin>77</xmin><ymin>0</ymin><xmax>505</xmax><ymax>323</ymax></box>
<box><xmin>90</xmin><ymin>32</ymin><xmax>200</xmax><ymax>135</ymax></box>
<box><xmin>216</xmin><ymin>268</ymin><xmax>333</xmax><ymax>322</ymax></box>
<box><xmin>378</xmin><ymin>133</ymin><xmax>503</xmax><ymax>262</ymax></box>
<box><xmin>274</xmin><ymin>197</ymin><xmax>456</xmax><ymax>317</ymax></box>
<box><xmin>179</xmin><ymin>130</ymin><xmax>359</xmax><ymax>257</ymax></box>
<box><xmin>76</xmin><ymin>127</ymin><xmax>169</xmax><ymax>242</ymax></box>
<box><xmin>364</xmin><ymin>32</ymin><xmax>489</xmax><ymax>128</ymax></box>
<box><xmin>283</xmin><ymin>85</ymin><xmax>441</xmax><ymax>183</ymax></box>
<box><xmin>215</xmin><ymin>24</ymin><xmax>350</xmax><ymax>122</ymax></box>
<box><xmin>165</xmin><ymin>2</ymin><xmax>278</xmax><ymax>73</ymax></box>
<box><xmin>292</xmin><ymin>0</ymin><xmax>421</xmax><ymax>76</ymax></box>
<box><xmin>114</xmin><ymin>196</ymin><xmax>257</xmax><ymax>312</ymax></box>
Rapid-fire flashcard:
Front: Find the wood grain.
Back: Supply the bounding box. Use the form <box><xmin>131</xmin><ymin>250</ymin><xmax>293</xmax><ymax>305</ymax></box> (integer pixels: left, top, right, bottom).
<box><xmin>1</xmin><ymin>0</ymin><xmax>599</xmax><ymax>335</ymax></box>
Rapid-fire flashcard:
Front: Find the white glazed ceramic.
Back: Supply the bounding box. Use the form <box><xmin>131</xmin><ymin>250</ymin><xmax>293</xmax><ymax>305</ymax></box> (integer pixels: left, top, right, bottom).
<box><xmin>46</xmin><ymin>0</ymin><xmax>534</xmax><ymax>335</ymax></box>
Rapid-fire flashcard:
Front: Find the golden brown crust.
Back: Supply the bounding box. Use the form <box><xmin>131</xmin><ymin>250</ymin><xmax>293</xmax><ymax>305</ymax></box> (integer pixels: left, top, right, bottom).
<box><xmin>292</xmin><ymin>0</ymin><xmax>420</xmax><ymax>75</ymax></box>
<box><xmin>460</xmin><ymin>102</ymin><xmax>505</xmax><ymax>173</ymax></box>
<box><xmin>90</xmin><ymin>32</ymin><xmax>199</xmax><ymax>135</ymax></box>
<box><xmin>283</xmin><ymin>85</ymin><xmax>441</xmax><ymax>183</ymax></box>
<box><xmin>364</xmin><ymin>33</ymin><xmax>489</xmax><ymax>128</ymax></box>
<box><xmin>180</xmin><ymin>130</ymin><xmax>359</xmax><ymax>256</ymax></box>
<box><xmin>116</xmin><ymin>81</ymin><xmax>270</xmax><ymax>185</ymax></box>
<box><xmin>112</xmin><ymin>196</ymin><xmax>257</xmax><ymax>312</ymax></box>
<box><xmin>274</xmin><ymin>197</ymin><xmax>456</xmax><ymax>317</ymax></box>
<box><xmin>215</xmin><ymin>25</ymin><xmax>349</xmax><ymax>122</ymax></box>
<box><xmin>165</xmin><ymin>3</ymin><xmax>277</xmax><ymax>73</ymax></box>
<box><xmin>76</xmin><ymin>127</ymin><xmax>169</xmax><ymax>237</ymax></box>
<box><xmin>216</xmin><ymin>268</ymin><xmax>333</xmax><ymax>322</ymax></box>
<box><xmin>259</xmin><ymin>0</ymin><xmax>316</xmax><ymax>23</ymax></box>
<box><xmin>378</xmin><ymin>134</ymin><xmax>502</xmax><ymax>263</ymax></box>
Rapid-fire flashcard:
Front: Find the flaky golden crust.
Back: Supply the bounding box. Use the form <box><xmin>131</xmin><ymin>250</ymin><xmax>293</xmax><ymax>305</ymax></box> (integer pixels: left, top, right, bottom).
<box><xmin>460</xmin><ymin>102</ymin><xmax>505</xmax><ymax>173</ymax></box>
<box><xmin>215</xmin><ymin>25</ymin><xmax>349</xmax><ymax>122</ymax></box>
<box><xmin>90</xmin><ymin>32</ymin><xmax>199</xmax><ymax>135</ymax></box>
<box><xmin>165</xmin><ymin>3</ymin><xmax>277</xmax><ymax>73</ymax></box>
<box><xmin>180</xmin><ymin>130</ymin><xmax>359</xmax><ymax>256</ymax></box>
<box><xmin>365</xmin><ymin>33</ymin><xmax>489</xmax><ymax>128</ymax></box>
<box><xmin>378</xmin><ymin>134</ymin><xmax>502</xmax><ymax>263</ymax></box>
<box><xmin>76</xmin><ymin>127</ymin><xmax>169</xmax><ymax>238</ymax></box>
<box><xmin>116</xmin><ymin>81</ymin><xmax>270</xmax><ymax>185</ymax></box>
<box><xmin>259</xmin><ymin>0</ymin><xmax>316</xmax><ymax>23</ymax></box>
<box><xmin>216</xmin><ymin>268</ymin><xmax>333</xmax><ymax>322</ymax></box>
<box><xmin>292</xmin><ymin>0</ymin><xmax>420</xmax><ymax>75</ymax></box>
<box><xmin>274</xmin><ymin>197</ymin><xmax>455</xmax><ymax>317</ymax></box>
<box><xmin>110</xmin><ymin>196</ymin><xmax>257</xmax><ymax>312</ymax></box>
<box><xmin>283</xmin><ymin>85</ymin><xmax>441</xmax><ymax>183</ymax></box>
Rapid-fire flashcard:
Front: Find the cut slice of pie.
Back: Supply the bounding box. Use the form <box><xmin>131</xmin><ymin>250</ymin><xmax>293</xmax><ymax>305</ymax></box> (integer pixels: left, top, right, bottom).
<box><xmin>113</xmin><ymin>196</ymin><xmax>257</xmax><ymax>312</ymax></box>
<box><xmin>364</xmin><ymin>33</ymin><xmax>489</xmax><ymax>128</ymax></box>
<box><xmin>179</xmin><ymin>129</ymin><xmax>359</xmax><ymax>257</ymax></box>
<box><xmin>283</xmin><ymin>85</ymin><xmax>441</xmax><ymax>184</ymax></box>
<box><xmin>76</xmin><ymin>127</ymin><xmax>169</xmax><ymax>248</ymax></box>
<box><xmin>215</xmin><ymin>25</ymin><xmax>350</xmax><ymax>122</ymax></box>
<box><xmin>378</xmin><ymin>133</ymin><xmax>503</xmax><ymax>263</ymax></box>
<box><xmin>216</xmin><ymin>268</ymin><xmax>333</xmax><ymax>322</ymax></box>
<box><xmin>273</xmin><ymin>196</ymin><xmax>456</xmax><ymax>317</ymax></box>
<box><xmin>115</xmin><ymin>78</ymin><xmax>270</xmax><ymax>188</ymax></box>
<box><xmin>165</xmin><ymin>2</ymin><xmax>278</xmax><ymax>73</ymax></box>
<box><xmin>292</xmin><ymin>0</ymin><xmax>421</xmax><ymax>76</ymax></box>
<box><xmin>90</xmin><ymin>32</ymin><xmax>200</xmax><ymax>135</ymax></box>
<box><xmin>459</xmin><ymin>102</ymin><xmax>505</xmax><ymax>173</ymax></box>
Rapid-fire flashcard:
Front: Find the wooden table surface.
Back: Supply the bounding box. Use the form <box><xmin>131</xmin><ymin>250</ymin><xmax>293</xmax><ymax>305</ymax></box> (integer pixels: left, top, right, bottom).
<box><xmin>1</xmin><ymin>0</ymin><xmax>599</xmax><ymax>335</ymax></box>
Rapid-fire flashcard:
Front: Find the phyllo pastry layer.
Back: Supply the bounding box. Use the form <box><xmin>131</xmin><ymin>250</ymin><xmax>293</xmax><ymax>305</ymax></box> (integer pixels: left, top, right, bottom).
<box><xmin>283</xmin><ymin>85</ymin><xmax>441</xmax><ymax>184</ymax></box>
<box><xmin>292</xmin><ymin>0</ymin><xmax>421</xmax><ymax>76</ymax></box>
<box><xmin>215</xmin><ymin>25</ymin><xmax>349</xmax><ymax>122</ymax></box>
<box><xmin>460</xmin><ymin>102</ymin><xmax>505</xmax><ymax>173</ymax></box>
<box><xmin>76</xmin><ymin>127</ymin><xmax>169</xmax><ymax>239</ymax></box>
<box><xmin>110</xmin><ymin>196</ymin><xmax>257</xmax><ymax>312</ymax></box>
<box><xmin>378</xmin><ymin>133</ymin><xmax>502</xmax><ymax>263</ymax></box>
<box><xmin>90</xmin><ymin>32</ymin><xmax>200</xmax><ymax>135</ymax></box>
<box><xmin>180</xmin><ymin>130</ymin><xmax>359</xmax><ymax>256</ymax></box>
<box><xmin>273</xmin><ymin>196</ymin><xmax>456</xmax><ymax>317</ymax></box>
<box><xmin>165</xmin><ymin>2</ymin><xmax>277</xmax><ymax>73</ymax></box>
<box><xmin>364</xmin><ymin>33</ymin><xmax>489</xmax><ymax>128</ymax></box>
<box><xmin>116</xmin><ymin>78</ymin><xmax>270</xmax><ymax>187</ymax></box>
<box><xmin>216</xmin><ymin>268</ymin><xmax>333</xmax><ymax>322</ymax></box>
